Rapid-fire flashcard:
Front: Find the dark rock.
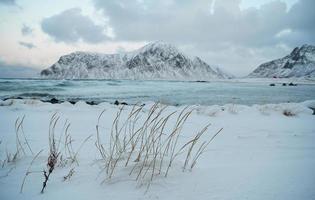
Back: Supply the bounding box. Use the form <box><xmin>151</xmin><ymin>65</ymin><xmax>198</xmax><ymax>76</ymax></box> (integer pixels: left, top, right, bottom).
<box><xmin>50</xmin><ymin>98</ymin><xmax>60</xmax><ymax>104</ymax></box>
<box><xmin>282</xmin><ymin>83</ymin><xmax>287</xmax><ymax>86</ymax></box>
<box><xmin>196</xmin><ymin>80</ymin><xmax>207</xmax><ymax>83</ymax></box>
<box><xmin>283</xmin><ymin>61</ymin><xmax>294</xmax><ymax>69</ymax></box>
<box><xmin>69</xmin><ymin>101</ymin><xmax>76</xmax><ymax>105</ymax></box>
<box><xmin>42</xmin><ymin>98</ymin><xmax>61</xmax><ymax>104</ymax></box>
<box><xmin>269</xmin><ymin>83</ymin><xmax>276</xmax><ymax>86</ymax></box>
<box><xmin>114</xmin><ymin>100</ymin><xmax>128</xmax><ymax>106</ymax></box>
<box><xmin>288</xmin><ymin>82</ymin><xmax>297</xmax><ymax>86</ymax></box>
<box><xmin>308</xmin><ymin>107</ymin><xmax>315</xmax><ymax>115</ymax></box>
<box><xmin>283</xmin><ymin>110</ymin><xmax>295</xmax><ymax>117</ymax></box>
<box><xmin>86</xmin><ymin>101</ymin><xmax>98</xmax><ymax>105</ymax></box>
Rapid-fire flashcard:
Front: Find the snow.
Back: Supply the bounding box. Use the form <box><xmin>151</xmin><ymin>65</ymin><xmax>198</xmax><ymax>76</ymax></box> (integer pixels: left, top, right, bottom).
<box><xmin>40</xmin><ymin>42</ymin><xmax>231</xmax><ymax>80</ymax></box>
<box><xmin>0</xmin><ymin>99</ymin><xmax>314</xmax><ymax>200</ymax></box>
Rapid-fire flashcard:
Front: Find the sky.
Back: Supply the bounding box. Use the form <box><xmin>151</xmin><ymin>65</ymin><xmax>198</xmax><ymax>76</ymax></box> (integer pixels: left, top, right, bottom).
<box><xmin>0</xmin><ymin>0</ymin><xmax>314</xmax><ymax>77</ymax></box>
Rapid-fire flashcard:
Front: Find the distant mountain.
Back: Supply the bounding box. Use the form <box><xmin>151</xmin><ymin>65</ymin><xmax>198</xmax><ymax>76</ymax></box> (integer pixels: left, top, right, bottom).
<box><xmin>41</xmin><ymin>42</ymin><xmax>232</xmax><ymax>80</ymax></box>
<box><xmin>248</xmin><ymin>44</ymin><xmax>315</xmax><ymax>78</ymax></box>
<box><xmin>212</xmin><ymin>67</ymin><xmax>235</xmax><ymax>79</ymax></box>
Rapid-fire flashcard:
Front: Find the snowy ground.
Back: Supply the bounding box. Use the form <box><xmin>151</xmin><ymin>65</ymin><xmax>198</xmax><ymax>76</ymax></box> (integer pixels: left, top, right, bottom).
<box><xmin>0</xmin><ymin>99</ymin><xmax>314</xmax><ymax>200</ymax></box>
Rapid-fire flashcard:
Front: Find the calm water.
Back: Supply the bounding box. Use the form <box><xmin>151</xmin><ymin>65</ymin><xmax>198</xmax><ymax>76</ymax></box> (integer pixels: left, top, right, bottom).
<box><xmin>0</xmin><ymin>78</ymin><xmax>315</xmax><ymax>106</ymax></box>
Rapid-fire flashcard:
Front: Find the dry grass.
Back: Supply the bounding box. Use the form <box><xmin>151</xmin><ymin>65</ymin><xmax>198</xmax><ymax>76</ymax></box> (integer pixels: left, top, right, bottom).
<box><xmin>60</xmin><ymin>120</ymin><xmax>92</xmax><ymax>167</ymax></box>
<box><xmin>2</xmin><ymin>116</ymin><xmax>34</xmax><ymax>166</ymax></box>
<box><xmin>40</xmin><ymin>113</ymin><xmax>61</xmax><ymax>193</ymax></box>
<box><xmin>0</xmin><ymin>103</ymin><xmax>223</xmax><ymax>194</ymax></box>
<box><xmin>20</xmin><ymin>149</ymin><xmax>43</xmax><ymax>193</ymax></box>
<box><xmin>1</xmin><ymin>115</ymin><xmax>35</xmax><ymax>180</ymax></box>
<box><xmin>18</xmin><ymin>113</ymin><xmax>91</xmax><ymax>194</ymax></box>
<box><xmin>63</xmin><ymin>168</ymin><xmax>75</xmax><ymax>181</ymax></box>
<box><xmin>96</xmin><ymin>103</ymin><xmax>223</xmax><ymax>190</ymax></box>
<box><xmin>41</xmin><ymin>113</ymin><xmax>92</xmax><ymax>193</ymax></box>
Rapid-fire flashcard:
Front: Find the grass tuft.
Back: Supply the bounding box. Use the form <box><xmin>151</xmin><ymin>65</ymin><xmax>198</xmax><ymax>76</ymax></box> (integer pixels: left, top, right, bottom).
<box><xmin>96</xmin><ymin>103</ymin><xmax>223</xmax><ymax>190</ymax></box>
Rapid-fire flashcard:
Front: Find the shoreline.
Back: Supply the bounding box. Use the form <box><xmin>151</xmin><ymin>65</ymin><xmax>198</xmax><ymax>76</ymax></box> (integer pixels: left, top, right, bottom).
<box><xmin>1</xmin><ymin>97</ymin><xmax>314</xmax><ymax>113</ymax></box>
<box><xmin>1</xmin><ymin>77</ymin><xmax>315</xmax><ymax>84</ymax></box>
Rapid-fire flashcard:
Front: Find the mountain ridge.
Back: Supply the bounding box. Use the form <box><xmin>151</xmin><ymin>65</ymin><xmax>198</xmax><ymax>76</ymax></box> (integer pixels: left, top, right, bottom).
<box><xmin>248</xmin><ymin>44</ymin><xmax>315</xmax><ymax>78</ymax></box>
<box><xmin>41</xmin><ymin>42</ymin><xmax>232</xmax><ymax>80</ymax></box>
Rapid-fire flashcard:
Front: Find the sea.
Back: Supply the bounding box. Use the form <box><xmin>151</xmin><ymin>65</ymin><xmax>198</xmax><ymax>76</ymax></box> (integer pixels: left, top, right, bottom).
<box><xmin>1</xmin><ymin>78</ymin><xmax>315</xmax><ymax>106</ymax></box>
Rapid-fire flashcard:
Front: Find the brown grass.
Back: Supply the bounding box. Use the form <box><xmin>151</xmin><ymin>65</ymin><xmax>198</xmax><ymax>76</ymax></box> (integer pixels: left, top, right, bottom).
<box><xmin>96</xmin><ymin>103</ymin><xmax>223</xmax><ymax>190</ymax></box>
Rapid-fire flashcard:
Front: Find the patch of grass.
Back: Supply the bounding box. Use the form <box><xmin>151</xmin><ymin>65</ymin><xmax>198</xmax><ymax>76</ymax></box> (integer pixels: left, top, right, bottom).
<box><xmin>19</xmin><ymin>113</ymin><xmax>91</xmax><ymax>194</ymax></box>
<box><xmin>1</xmin><ymin>115</ymin><xmax>33</xmax><ymax>168</ymax></box>
<box><xmin>96</xmin><ymin>103</ymin><xmax>223</xmax><ymax>190</ymax></box>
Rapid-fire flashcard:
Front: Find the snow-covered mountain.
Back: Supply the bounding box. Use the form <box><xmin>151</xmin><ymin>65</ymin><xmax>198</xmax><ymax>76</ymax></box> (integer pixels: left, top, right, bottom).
<box><xmin>41</xmin><ymin>42</ymin><xmax>231</xmax><ymax>80</ymax></box>
<box><xmin>248</xmin><ymin>44</ymin><xmax>315</xmax><ymax>78</ymax></box>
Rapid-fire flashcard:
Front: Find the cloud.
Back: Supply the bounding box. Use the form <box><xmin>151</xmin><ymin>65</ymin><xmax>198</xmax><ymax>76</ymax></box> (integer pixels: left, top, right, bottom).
<box><xmin>0</xmin><ymin>0</ymin><xmax>15</xmax><ymax>5</ymax></box>
<box><xmin>21</xmin><ymin>24</ymin><xmax>33</xmax><ymax>36</ymax></box>
<box><xmin>0</xmin><ymin>60</ymin><xmax>38</xmax><ymax>78</ymax></box>
<box><xmin>91</xmin><ymin>0</ymin><xmax>314</xmax><ymax>76</ymax></box>
<box><xmin>283</xmin><ymin>0</ymin><xmax>315</xmax><ymax>46</ymax></box>
<box><xmin>18</xmin><ymin>41</ymin><xmax>36</xmax><ymax>49</ymax></box>
<box><xmin>94</xmin><ymin>0</ymin><xmax>276</xmax><ymax>45</ymax></box>
<box><xmin>288</xmin><ymin>0</ymin><xmax>315</xmax><ymax>31</ymax></box>
<box><xmin>93</xmin><ymin>0</ymin><xmax>314</xmax><ymax>48</ymax></box>
<box><xmin>41</xmin><ymin>8</ymin><xmax>108</xmax><ymax>44</ymax></box>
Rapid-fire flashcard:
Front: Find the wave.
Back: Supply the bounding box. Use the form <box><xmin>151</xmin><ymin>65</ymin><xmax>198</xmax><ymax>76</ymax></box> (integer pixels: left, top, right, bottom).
<box><xmin>55</xmin><ymin>81</ymin><xmax>76</xmax><ymax>87</ymax></box>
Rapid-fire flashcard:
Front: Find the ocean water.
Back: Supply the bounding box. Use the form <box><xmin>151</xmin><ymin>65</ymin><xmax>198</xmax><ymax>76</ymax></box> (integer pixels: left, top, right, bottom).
<box><xmin>0</xmin><ymin>78</ymin><xmax>315</xmax><ymax>106</ymax></box>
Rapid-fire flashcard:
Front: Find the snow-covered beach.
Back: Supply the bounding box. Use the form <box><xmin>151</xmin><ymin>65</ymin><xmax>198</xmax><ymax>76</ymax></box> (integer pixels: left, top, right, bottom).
<box><xmin>0</xmin><ymin>98</ymin><xmax>314</xmax><ymax>200</ymax></box>
<box><xmin>1</xmin><ymin>0</ymin><xmax>315</xmax><ymax>199</ymax></box>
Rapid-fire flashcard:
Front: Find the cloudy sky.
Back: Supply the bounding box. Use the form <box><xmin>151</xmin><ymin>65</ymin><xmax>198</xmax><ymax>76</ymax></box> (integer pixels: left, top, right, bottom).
<box><xmin>0</xmin><ymin>0</ymin><xmax>314</xmax><ymax>77</ymax></box>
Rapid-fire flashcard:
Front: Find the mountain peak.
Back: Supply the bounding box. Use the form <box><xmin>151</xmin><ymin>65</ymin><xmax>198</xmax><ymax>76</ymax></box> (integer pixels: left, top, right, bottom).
<box><xmin>300</xmin><ymin>44</ymin><xmax>315</xmax><ymax>49</ymax></box>
<box><xmin>143</xmin><ymin>41</ymin><xmax>176</xmax><ymax>49</ymax></box>
<box><xmin>137</xmin><ymin>41</ymin><xmax>180</xmax><ymax>55</ymax></box>
<box><xmin>291</xmin><ymin>44</ymin><xmax>315</xmax><ymax>55</ymax></box>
